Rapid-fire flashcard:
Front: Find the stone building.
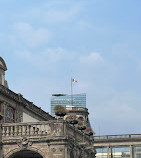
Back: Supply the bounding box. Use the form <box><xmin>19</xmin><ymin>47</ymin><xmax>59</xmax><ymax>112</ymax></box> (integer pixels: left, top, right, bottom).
<box><xmin>0</xmin><ymin>57</ymin><xmax>96</xmax><ymax>158</ymax></box>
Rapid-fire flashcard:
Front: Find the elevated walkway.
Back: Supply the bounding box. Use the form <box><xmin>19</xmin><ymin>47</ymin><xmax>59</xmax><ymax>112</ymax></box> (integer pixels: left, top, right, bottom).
<box><xmin>94</xmin><ymin>134</ymin><xmax>141</xmax><ymax>147</ymax></box>
<box><xmin>94</xmin><ymin>134</ymin><xmax>141</xmax><ymax>158</ymax></box>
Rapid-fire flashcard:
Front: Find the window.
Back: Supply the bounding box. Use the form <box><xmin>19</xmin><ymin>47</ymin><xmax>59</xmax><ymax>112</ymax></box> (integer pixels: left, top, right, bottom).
<box><xmin>6</xmin><ymin>106</ymin><xmax>15</xmax><ymax>123</ymax></box>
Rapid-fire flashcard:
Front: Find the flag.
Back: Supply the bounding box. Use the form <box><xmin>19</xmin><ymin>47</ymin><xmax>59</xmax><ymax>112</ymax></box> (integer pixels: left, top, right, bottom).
<box><xmin>72</xmin><ymin>78</ymin><xmax>77</xmax><ymax>83</ymax></box>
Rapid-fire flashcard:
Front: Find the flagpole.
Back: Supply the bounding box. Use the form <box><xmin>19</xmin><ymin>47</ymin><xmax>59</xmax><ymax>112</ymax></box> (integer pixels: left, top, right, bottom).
<box><xmin>71</xmin><ymin>78</ymin><xmax>73</xmax><ymax>106</ymax></box>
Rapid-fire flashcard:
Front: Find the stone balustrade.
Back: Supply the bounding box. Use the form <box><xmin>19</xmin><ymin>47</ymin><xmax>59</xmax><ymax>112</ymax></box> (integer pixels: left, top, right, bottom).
<box><xmin>2</xmin><ymin>122</ymin><xmax>51</xmax><ymax>137</ymax></box>
<box><xmin>1</xmin><ymin>120</ymin><xmax>91</xmax><ymax>144</ymax></box>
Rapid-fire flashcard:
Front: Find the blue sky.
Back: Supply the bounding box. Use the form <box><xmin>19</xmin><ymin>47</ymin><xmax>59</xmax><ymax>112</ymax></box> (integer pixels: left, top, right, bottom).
<box><xmin>1</xmin><ymin>0</ymin><xmax>141</xmax><ymax>135</ymax></box>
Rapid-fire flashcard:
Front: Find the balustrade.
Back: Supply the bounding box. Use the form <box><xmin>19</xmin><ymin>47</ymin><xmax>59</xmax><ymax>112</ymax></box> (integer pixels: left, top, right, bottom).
<box><xmin>1</xmin><ymin>122</ymin><xmax>52</xmax><ymax>137</ymax></box>
<box><xmin>1</xmin><ymin>121</ymin><xmax>91</xmax><ymax>146</ymax></box>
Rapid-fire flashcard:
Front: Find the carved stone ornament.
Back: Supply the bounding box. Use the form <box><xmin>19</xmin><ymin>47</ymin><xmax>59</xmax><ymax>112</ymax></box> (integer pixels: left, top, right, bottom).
<box><xmin>17</xmin><ymin>137</ymin><xmax>32</xmax><ymax>149</ymax></box>
<box><xmin>51</xmin><ymin>148</ymin><xmax>56</xmax><ymax>152</ymax></box>
<box><xmin>52</xmin><ymin>124</ymin><xmax>62</xmax><ymax>136</ymax></box>
<box><xmin>59</xmin><ymin>148</ymin><xmax>64</xmax><ymax>152</ymax></box>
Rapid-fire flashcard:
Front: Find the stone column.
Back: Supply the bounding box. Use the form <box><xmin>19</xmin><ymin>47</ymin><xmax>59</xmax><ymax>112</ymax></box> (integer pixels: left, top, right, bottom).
<box><xmin>130</xmin><ymin>145</ymin><xmax>133</xmax><ymax>158</ymax></box>
<box><xmin>107</xmin><ymin>146</ymin><xmax>110</xmax><ymax>158</ymax></box>
<box><xmin>0</xmin><ymin>122</ymin><xmax>3</xmax><ymax>158</ymax></box>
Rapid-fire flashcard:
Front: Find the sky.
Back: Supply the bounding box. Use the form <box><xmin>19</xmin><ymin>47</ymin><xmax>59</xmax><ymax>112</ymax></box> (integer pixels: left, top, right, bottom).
<box><xmin>1</xmin><ymin>0</ymin><xmax>141</xmax><ymax>135</ymax></box>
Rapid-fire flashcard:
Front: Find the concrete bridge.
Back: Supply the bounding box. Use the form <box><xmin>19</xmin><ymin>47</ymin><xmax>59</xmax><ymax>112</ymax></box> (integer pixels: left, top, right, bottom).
<box><xmin>94</xmin><ymin>134</ymin><xmax>141</xmax><ymax>158</ymax></box>
<box><xmin>1</xmin><ymin>120</ymin><xmax>95</xmax><ymax>158</ymax></box>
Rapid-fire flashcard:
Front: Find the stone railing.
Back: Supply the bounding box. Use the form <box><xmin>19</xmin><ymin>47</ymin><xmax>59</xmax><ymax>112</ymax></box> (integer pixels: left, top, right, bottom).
<box><xmin>0</xmin><ymin>84</ymin><xmax>54</xmax><ymax>120</ymax></box>
<box><xmin>2</xmin><ymin>121</ymin><xmax>52</xmax><ymax>137</ymax></box>
<box><xmin>94</xmin><ymin>134</ymin><xmax>141</xmax><ymax>141</ymax></box>
<box><xmin>1</xmin><ymin>120</ymin><xmax>91</xmax><ymax>144</ymax></box>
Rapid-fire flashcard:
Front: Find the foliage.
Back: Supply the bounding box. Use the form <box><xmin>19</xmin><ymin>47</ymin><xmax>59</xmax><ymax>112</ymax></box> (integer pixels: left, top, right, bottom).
<box><xmin>54</xmin><ymin>105</ymin><xmax>68</xmax><ymax>114</ymax></box>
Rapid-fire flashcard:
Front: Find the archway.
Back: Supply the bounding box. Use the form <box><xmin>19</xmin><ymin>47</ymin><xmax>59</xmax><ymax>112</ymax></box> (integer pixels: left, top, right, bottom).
<box><xmin>9</xmin><ymin>150</ymin><xmax>43</xmax><ymax>158</ymax></box>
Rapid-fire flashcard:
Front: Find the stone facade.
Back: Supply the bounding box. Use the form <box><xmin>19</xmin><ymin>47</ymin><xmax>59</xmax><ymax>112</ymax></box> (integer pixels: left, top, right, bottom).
<box><xmin>0</xmin><ymin>57</ymin><xmax>96</xmax><ymax>158</ymax></box>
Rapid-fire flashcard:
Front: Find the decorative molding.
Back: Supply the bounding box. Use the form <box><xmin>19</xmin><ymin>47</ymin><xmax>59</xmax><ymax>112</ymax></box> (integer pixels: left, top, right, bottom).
<box><xmin>17</xmin><ymin>137</ymin><xmax>32</xmax><ymax>149</ymax></box>
<box><xmin>52</xmin><ymin>148</ymin><xmax>56</xmax><ymax>152</ymax></box>
<box><xmin>59</xmin><ymin>148</ymin><xmax>64</xmax><ymax>152</ymax></box>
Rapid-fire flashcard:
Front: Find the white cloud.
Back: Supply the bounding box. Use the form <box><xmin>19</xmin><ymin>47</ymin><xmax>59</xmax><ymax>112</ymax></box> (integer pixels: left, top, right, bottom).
<box><xmin>77</xmin><ymin>20</ymin><xmax>92</xmax><ymax>30</ymax></box>
<box><xmin>80</xmin><ymin>52</ymin><xmax>104</xmax><ymax>65</ymax></box>
<box><xmin>10</xmin><ymin>22</ymin><xmax>50</xmax><ymax>47</ymax></box>
<box><xmin>42</xmin><ymin>47</ymin><xmax>72</xmax><ymax>62</ymax></box>
<box><xmin>112</xmin><ymin>43</ymin><xmax>132</xmax><ymax>57</ymax></box>
<box><xmin>46</xmin><ymin>8</ymin><xmax>77</xmax><ymax>22</ymax></box>
<box><xmin>16</xmin><ymin>47</ymin><xmax>75</xmax><ymax>68</ymax></box>
<box><xmin>90</xmin><ymin>90</ymin><xmax>140</xmax><ymax>121</ymax></box>
<box><xmin>22</xmin><ymin>1</ymin><xmax>84</xmax><ymax>24</ymax></box>
<box><xmin>43</xmin><ymin>1</ymin><xmax>84</xmax><ymax>23</ymax></box>
<box><xmin>18</xmin><ymin>49</ymin><xmax>32</xmax><ymax>59</ymax></box>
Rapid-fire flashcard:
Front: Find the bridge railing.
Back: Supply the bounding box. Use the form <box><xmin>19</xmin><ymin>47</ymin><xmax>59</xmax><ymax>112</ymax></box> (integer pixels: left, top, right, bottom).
<box><xmin>94</xmin><ymin>134</ymin><xmax>141</xmax><ymax>140</ymax></box>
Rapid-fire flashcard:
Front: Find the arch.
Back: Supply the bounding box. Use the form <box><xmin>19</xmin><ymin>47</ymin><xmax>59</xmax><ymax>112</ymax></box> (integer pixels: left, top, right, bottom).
<box><xmin>0</xmin><ymin>56</ymin><xmax>7</xmax><ymax>71</ymax></box>
<box><xmin>9</xmin><ymin>150</ymin><xmax>43</xmax><ymax>158</ymax></box>
<box><xmin>5</xmin><ymin>147</ymin><xmax>46</xmax><ymax>158</ymax></box>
